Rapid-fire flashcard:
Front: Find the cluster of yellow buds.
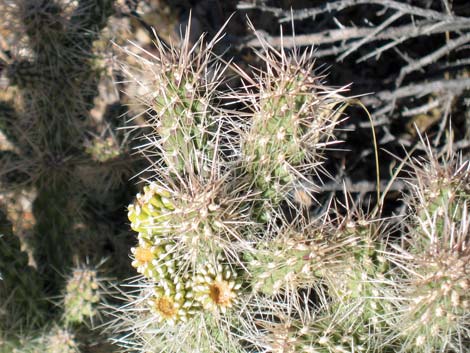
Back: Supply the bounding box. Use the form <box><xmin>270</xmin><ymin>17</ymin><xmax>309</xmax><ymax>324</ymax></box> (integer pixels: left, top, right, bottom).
<box><xmin>192</xmin><ymin>256</ymin><xmax>241</xmax><ymax>314</ymax></box>
<box><xmin>128</xmin><ymin>183</ymin><xmax>241</xmax><ymax>324</ymax></box>
<box><xmin>149</xmin><ymin>275</ymin><xmax>201</xmax><ymax>325</ymax></box>
<box><xmin>127</xmin><ymin>182</ymin><xmax>175</xmax><ymax>239</ymax></box>
<box><xmin>131</xmin><ymin>239</ymin><xmax>177</xmax><ymax>281</ymax></box>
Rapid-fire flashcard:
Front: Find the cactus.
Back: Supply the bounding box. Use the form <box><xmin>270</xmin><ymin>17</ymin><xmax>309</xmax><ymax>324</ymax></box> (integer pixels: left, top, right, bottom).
<box><xmin>0</xmin><ymin>0</ymin><xmax>121</xmax><ymax>288</ymax></box>
<box><xmin>391</xmin><ymin>150</ymin><xmax>470</xmax><ymax>352</ymax></box>
<box><xmin>234</xmin><ymin>43</ymin><xmax>349</xmax><ymax>214</ymax></box>
<box><xmin>123</xmin><ymin>19</ymin><xmax>229</xmax><ymax>176</ymax></box>
<box><xmin>62</xmin><ymin>265</ymin><xmax>104</xmax><ymax>326</ymax></box>
<box><xmin>245</xmin><ymin>215</ymin><xmax>350</xmax><ymax>297</ymax></box>
<box><xmin>116</xmin><ymin>24</ymin><xmax>359</xmax><ymax>353</ymax></box>
<box><xmin>1</xmin><ymin>3</ymin><xmax>469</xmax><ymax>352</ymax></box>
<box><xmin>404</xmin><ymin>146</ymin><xmax>470</xmax><ymax>248</ymax></box>
<box><xmin>0</xmin><ymin>326</ymin><xmax>80</xmax><ymax>353</ymax></box>
<box><xmin>44</xmin><ymin>327</ymin><xmax>81</xmax><ymax>353</ymax></box>
<box><xmin>325</xmin><ymin>217</ymin><xmax>396</xmax><ymax>329</ymax></box>
<box><xmin>259</xmin><ymin>313</ymin><xmax>373</xmax><ymax>353</ymax></box>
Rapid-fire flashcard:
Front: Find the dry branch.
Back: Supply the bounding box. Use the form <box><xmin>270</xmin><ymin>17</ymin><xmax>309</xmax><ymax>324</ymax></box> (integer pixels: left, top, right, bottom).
<box><xmin>357</xmin><ymin>78</ymin><xmax>470</xmax><ymax>124</ymax></box>
<box><xmin>397</xmin><ymin>33</ymin><xmax>470</xmax><ymax>85</ymax></box>
<box><xmin>241</xmin><ymin>19</ymin><xmax>470</xmax><ymax>57</ymax></box>
<box><xmin>238</xmin><ymin>0</ymin><xmax>466</xmax><ymax>22</ymax></box>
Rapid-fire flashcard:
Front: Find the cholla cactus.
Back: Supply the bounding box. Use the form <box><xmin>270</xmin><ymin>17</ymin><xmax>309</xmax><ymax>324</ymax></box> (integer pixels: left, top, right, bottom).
<box><xmin>85</xmin><ymin>135</ymin><xmax>122</xmax><ymax>163</ymax></box>
<box><xmin>0</xmin><ymin>327</ymin><xmax>79</xmax><ymax>353</ymax></box>
<box><xmin>233</xmin><ymin>32</ymin><xmax>349</xmax><ymax>214</ymax></box>
<box><xmin>245</xmin><ymin>214</ymin><xmax>353</xmax><ymax>297</ymax></box>
<box><xmin>0</xmin><ymin>229</ymin><xmax>45</xmax><ymax>330</ymax></box>
<box><xmin>44</xmin><ymin>327</ymin><xmax>80</xmax><ymax>353</ymax></box>
<box><xmin>0</xmin><ymin>0</ymin><xmax>120</xmax><ymax>306</ymax></box>
<box><xmin>391</xmin><ymin>149</ymin><xmax>470</xmax><ymax>352</ymax></box>
<box><xmin>118</xmin><ymin>21</ymin><xmax>422</xmax><ymax>353</ymax></box>
<box><xmin>264</xmin><ymin>316</ymin><xmax>370</xmax><ymax>353</ymax></box>
<box><xmin>123</xmin><ymin>23</ymin><xmax>257</xmax><ymax>266</ymax></box>
<box><xmin>405</xmin><ymin>148</ymin><xmax>470</xmax><ymax>246</ymax></box>
<box><xmin>325</xmin><ymin>218</ymin><xmax>394</xmax><ymax>316</ymax></box>
<box><xmin>1</xmin><ymin>0</ymin><xmax>131</xmax><ymax>351</ymax></box>
<box><xmin>122</xmin><ymin>18</ymin><xmax>229</xmax><ymax>176</ymax></box>
<box><xmin>127</xmin><ymin>175</ymin><xmax>255</xmax><ymax>267</ymax></box>
<box><xmin>63</xmin><ymin>265</ymin><xmax>104</xmax><ymax>326</ymax></box>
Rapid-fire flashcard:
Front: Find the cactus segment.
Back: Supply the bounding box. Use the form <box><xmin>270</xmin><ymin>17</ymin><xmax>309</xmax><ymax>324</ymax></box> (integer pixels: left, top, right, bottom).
<box><xmin>237</xmin><ymin>49</ymin><xmax>349</xmax><ymax>207</ymax></box>
<box><xmin>63</xmin><ymin>267</ymin><xmax>101</xmax><ymax>326</ymax></box>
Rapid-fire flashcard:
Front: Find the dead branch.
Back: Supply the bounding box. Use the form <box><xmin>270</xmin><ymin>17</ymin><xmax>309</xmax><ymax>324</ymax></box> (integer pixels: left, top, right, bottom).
<box><xmin>362</xmin><ymin>77</ymin><xmax>470</xmax><ymax>106</ymax></box>
<box><xmin>319</xmin><ymin>178</ymin><xmax>405</xmax><ymax>193</ymax></box>
<box><xmin>265</xmin><ymin>0</ymin><xmax>465</xmax><ymax>22</ymax></box>
<box><xmin>356</xmin><ymin>78</ymin><xmax>470</xmax><ymax>127</ymax></box>
<box><xmin>239</xmin><ymin>0</ymin><xmax>470</xmax><ymax>128</ymax></box>
<box><xmin>397</xmin><ymin>33</ymin><xmax>470</xmax><ymax>85</ymax></box>
<box><xmin>241</xmin><ymin>18</ymin><xmax>470</xmax><ymax>56</ymax></box>
<box><xmin>433</xmin><ymin>93</ymin><xmax>454</xmax><ymax>146</ymax></box>
<box><xmin>401</xmin><ymin>98</ymin><xmax>441</xmax><ymax>117</ymax></box>
<box><xmin>337</xmin><ymin>11</ymin><xmax>403</xmax><ymax>61</ymax></box>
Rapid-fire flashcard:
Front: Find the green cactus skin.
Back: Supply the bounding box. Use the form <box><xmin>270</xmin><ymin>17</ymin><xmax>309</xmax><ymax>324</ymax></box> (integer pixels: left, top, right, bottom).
<box><xmin>405</xmin><ymin>152</ymin><xmax>469</xmax><ymax>246</ymax></box>
<box><xmin>325</xmin><ymin>222</ymin><xmax>393</xmax><ymax>323</ymax></box>
<box><xmin>397</xmin><ymin>247</ymin><xmax>470</xmax><ymax>352</ymax></box>
<box><xmin>153</xmin><ymin>74</ymin><xmax>216</xmax><ymax>174</ymax></box>
<box><xmin>256</xmin><ymin>308</ymin><xmax>388</xmax><ymax>353</ymax></box>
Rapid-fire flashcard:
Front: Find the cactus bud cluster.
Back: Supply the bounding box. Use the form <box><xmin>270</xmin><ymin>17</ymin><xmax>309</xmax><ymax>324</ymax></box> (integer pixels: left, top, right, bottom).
<box><xmin>192</xmin><ymin>256</ymin><xmax>241</xmax><ymax>313</ymax></box>
<box><xmin>127</xmin><ymin>183</ymin><xmax>175</xmax><ymax>238</ymax></box>
<box><xmin>149</xmin><ymin>274</ymin><xmax>199</xmax><ymax>325</ymax></box>
<box><xmin>127</xmin><ymin>182</ymin><xmax>243</xmax><ymax>324</ymax></box>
